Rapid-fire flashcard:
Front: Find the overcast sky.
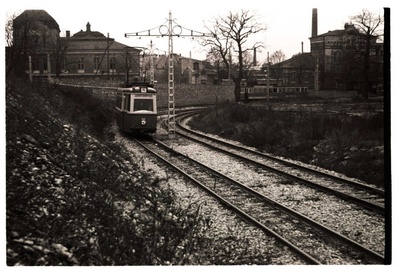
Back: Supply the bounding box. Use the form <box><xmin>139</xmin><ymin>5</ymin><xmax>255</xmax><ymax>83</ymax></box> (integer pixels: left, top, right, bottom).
<box><xmin>4</xmin><ymin>0</ymin><xmax>390</xmax><ymax>63</ymax></box>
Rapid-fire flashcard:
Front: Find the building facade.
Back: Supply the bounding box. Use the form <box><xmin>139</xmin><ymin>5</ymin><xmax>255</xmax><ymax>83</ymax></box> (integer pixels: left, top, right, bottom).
<box><xmin>270</xmin><ymin>8</ymin><xmax>383</xmax><ymax>92</ymax></box>
<box><xmin>270</xmin><ymin>53</ymin><xmax>316</xmax><ymax>90</ymax></box>
<box><xmin>12</xmin><ymin>10</ymin><xmax>141</xmax><ymax>81</ymax></box>
<box><xmin>12</xmin><ymin>10</ymin><xmax>61</xmax><ymax>77</ymax></box>
<box><xmin>61</xmin><ymin>23</ymin><xmax>141</xmax><ymax>81</ymax></box>
<box><xmin>142</xmin><ymin>53</ymin><xmax>216</xmax><ymax>84</ymax></box>
<box><xmin>310</xmin><ymin>22</ymin><xmax>383</xmax><ymax>91</ymax></box>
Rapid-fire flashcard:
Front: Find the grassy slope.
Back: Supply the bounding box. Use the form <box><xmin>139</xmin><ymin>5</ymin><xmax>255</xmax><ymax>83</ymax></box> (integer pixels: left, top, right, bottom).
<box><xmin>6</xmin><ymin>78</ymin><xmax>210</xmax><ymax>265</ymax></box>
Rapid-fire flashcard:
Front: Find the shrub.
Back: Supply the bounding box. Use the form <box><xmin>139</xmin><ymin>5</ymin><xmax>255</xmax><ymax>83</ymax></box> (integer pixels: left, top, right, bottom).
<box><xmin>188</xmin><ymin>102</ymin><xmax>384</xmax><ymax>186</ymax></box>
<box><xmin>6</xmin><ymin>78</ymin><xmax>210</xmax><ymax>265</ymax></box>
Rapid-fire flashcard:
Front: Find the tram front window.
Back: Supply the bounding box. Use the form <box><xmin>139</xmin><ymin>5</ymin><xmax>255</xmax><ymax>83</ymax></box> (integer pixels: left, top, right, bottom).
<box><xmin>134</xmin><ymin>99</ymin><xmax>153</xmax><ymax>111</ymax></box>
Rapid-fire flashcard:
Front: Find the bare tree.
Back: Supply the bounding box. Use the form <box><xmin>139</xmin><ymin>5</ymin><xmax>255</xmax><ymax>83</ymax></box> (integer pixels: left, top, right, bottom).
<box><xmin>350</xmin><ymin>9</ymin><xmax>383</xmax><ymax>99</ymax></box>
<box><xmin>265</xmin><ymin>50</ymin><xmax>286</xmax><ymax>84</ymax></box>
<box><xmin>51</xmin><ymin>36</ymin><xmax>69</xmax><ymax>77</ymax></box>
<box><xmin>5</xmin><ymin>12</ymin><xmax>21</xmax><ymax>77</ymax></box>
<box><xmin>205</xmin><ymin>49</ymin><xmax>226</xmax><ymax>83</ymax></box>
<box><xmin>270</xmin><ymin>50</ymin><xmax>286</xmax><ymax>64</ymax></box>
<box><xmin>5</xmin><ymin>12</ymin><xmax>17</xmax><ymax>47</ymax></box>
<box><xmin>203</xmin><ymin>10</ymin><xmax>267</xmax><ymax>101</ymax></box>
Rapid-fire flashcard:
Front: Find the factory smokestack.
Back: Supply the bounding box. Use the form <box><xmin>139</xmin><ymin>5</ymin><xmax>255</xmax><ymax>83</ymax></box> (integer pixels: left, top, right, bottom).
<box><xmin>312</xmin><ymin>8</ymin><xmax>318</xmax><ymax>37</ymax></box>
<box><xmin>253</xmin><ymin>48</ymin><xmax>257</xmax><ymax>66</ymax></box>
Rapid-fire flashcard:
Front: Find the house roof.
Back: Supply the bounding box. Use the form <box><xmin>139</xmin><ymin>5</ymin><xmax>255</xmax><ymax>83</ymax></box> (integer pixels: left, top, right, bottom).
<box><xmin>274</xmin><ymin>53</ymin><xmax>315</xmax><ymax>69</ymax></box>
<box><xmin>316</xmin><ymin>24</ymin><xmax>359</xmax><ymax>37</ymax></box>
<box><xmin>154</xmin><ymin>54</ymin><xmax>182</xmax><ymax>69</ymax></box>
<box><xmin>13</xmin><ymin>9</ymin><xmax>60</xmax><ymax>32</ymax></box>
<box><xmin>71</xmin><ymin>22</ymin><xmax>106</xmax><ymax>39</ymax></box>
<box><xmin>72</xmin><ymin>30</ymin><xmax>105</xmax><ymax>38</ymax></box>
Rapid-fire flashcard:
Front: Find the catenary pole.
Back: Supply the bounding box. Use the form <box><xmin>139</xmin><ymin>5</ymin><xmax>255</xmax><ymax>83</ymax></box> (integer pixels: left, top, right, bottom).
<box><xmin>125</xmin><ymin>11</ymin><xmax>211</xmax><ymax>139</ymax></box>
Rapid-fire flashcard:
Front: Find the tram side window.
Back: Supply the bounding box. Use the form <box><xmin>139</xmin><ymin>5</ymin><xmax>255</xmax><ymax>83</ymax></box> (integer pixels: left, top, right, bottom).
<box><xmin>116</xmin><ymin>94</ymin><xmax>122</xmax><ymax>110</ymax></box>
<box><xmin>134</xmin><ymin>98</ymin><xmax>154</xmax><ymax>111</ymax></box>
<box><xmin>124</xmin><ymin>94</ymin><xmax>131</xmax><ymax>111</ymax></box>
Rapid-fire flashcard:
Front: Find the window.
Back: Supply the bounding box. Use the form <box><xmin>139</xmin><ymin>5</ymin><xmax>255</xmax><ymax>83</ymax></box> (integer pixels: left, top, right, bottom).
<box><xmin>78</xmin><ymin>57</ymin><xmax>84</xmax><ymax>71</ymax></box>
<box><xmin>43</xmin><ymin>59</ymin><xmax>48</xmax><ymax>73</ymax></box>
<box><xmin>94</xmin><ymin>56</ymin><xmax>100</xmax><ymax>70</ymax></box>
<box><xmin>116</xmin><ymin>94</ymin><xmax>123</xmax><ymax>110</ymax></box>
<box><xmin>110</xmin><ymin>57</ymin><xmax>116</xmax><ymax>70</ymax></box>
<box><xmin>62</xmin><ymin>58</ymin><xmax>68</xmax><ymax>73</ymax></box>
<box><xmin>32</xmin><ymin>57</ymin><xmax>40</xmax><ymax>72</ymax></box>
<box><xmin>124</xmin><ymin>94</ymin><xmax>131</xmax><ymax>111</ymax></box>
<box><xmin>134</xmin><ymin>99</ymin><xmax>153</xmax><ymax>111</ymax></box>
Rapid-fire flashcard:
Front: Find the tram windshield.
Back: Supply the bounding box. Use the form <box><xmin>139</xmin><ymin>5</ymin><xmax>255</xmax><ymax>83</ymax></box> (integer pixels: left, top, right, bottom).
<box><xmin>134</xmin><ymin>99</ymin><xmax>154</xmax><ymax>111</ymax></box>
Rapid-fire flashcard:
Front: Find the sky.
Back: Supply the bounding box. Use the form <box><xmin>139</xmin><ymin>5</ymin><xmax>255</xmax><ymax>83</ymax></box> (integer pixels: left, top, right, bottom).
<box><xmin>3</xmin><ymin>0</ymin><xmax>391</xmax><ymax>63</ymax></box>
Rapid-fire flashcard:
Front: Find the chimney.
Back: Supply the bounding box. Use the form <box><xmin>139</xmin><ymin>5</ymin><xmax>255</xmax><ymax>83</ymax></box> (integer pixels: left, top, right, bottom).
<box><xmin>301</xmin><ymin>42</ymin><xmax>304</xmax><ymax>54</ymax></box>
<box><xmin>253</xmin><ymin>48</ymin><xmax>257</xmax><ymax>66</ymax></box>
<box><xmin>66</xmin><ymin>30</ymin><xmax>70</xmax><ymax>38</ymax></box>
<box><xmin>312</xmin><ymin>8</ymin><xmax>318</xmax><ymax>37</ymax></box>
<box><xmin>86</xmin><ymin>22</ymin><xmax>91</xmax><ymax>32</ymax></box>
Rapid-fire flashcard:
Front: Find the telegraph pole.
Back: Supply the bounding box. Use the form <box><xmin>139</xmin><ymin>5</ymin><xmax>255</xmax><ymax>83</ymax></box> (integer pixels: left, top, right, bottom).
<box><xmin>125</xmin><ymin>11</ymin><xmax>211</xmax><ymax>139</ymax></box>
<box><xmin>267</xmin><ymin>52</ymin><xmax>270</xmax><ymax>101</ymax></box>
<box><xmin>150</xmin><ymin>40</ymin><xmax>154</xmax><ymax>85</ymax></box>
<box><xmin>167</xmin><ymin>11</ymin><xmax>175</xmax><ymax>137</ymax></box>
<box><xmin>315</xmin><ymin>58</ymin><xmax>319</xmax><ymax>92</ymax></box>
<box><xmin>107</xmin><ymin>33</ymin><xmax>110</xmax><ymax>80</ymax></box>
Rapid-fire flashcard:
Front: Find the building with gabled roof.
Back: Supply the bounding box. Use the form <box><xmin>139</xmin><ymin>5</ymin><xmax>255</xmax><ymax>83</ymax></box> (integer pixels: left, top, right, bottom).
<box><xmin>11</xmin><ymin>10</ymin><xmax>141</xmax><ymax>81</ymax></box>
<box><xmin>61</xmin><ymin>22</ymin><xmax>141</xmax><ymax>80</ymax></box>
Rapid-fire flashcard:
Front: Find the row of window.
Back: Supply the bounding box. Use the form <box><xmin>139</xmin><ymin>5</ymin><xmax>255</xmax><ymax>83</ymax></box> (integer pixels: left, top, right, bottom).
<box><xmin>75</xmin><ymin>56</ymin><xmax>117</xmax><ymax>70</ymax></box>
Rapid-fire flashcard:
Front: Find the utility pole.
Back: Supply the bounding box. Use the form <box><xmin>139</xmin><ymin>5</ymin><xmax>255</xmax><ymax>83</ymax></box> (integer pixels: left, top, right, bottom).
<box><xmin>125</xmin><ymin>11</ymin><xmax>211</xmax><ymax>139</ymax></box>
<box><xmin>125</xmin><ymin>47</ymin><xmax>129</xmax><ymax>85</ymax></box>
<box><xmin>107</xmin><ymin>33</ymin><xmax>110</xmax><ymax>80</ymax></box>
<box><xmin>315</xmin><ymin>58</ymin><xmax>319</xmax><ymax>92</ymax></box>
<box><xmin>29</xmin><ymin>56</ymin><xmax>32</xmax><ymax>82</ymax></box>
<box><xmin>267</xmin><ymin>52</ymin><xmax>270</xmax><ymax>101</ymax></box>
<box><xmin>150</xmin><ymin>40</ymin><xmax>154</xmax><ymax>85</ymax></box>
<box><xmin>47</xmin><ymin>53</ymin><xmax>51</xmax><ymax>81</ymax></box>
<box><xmin>167</xmin><ymin>11</ymin><xmax>175</xmax><ymax>136</ymax></box>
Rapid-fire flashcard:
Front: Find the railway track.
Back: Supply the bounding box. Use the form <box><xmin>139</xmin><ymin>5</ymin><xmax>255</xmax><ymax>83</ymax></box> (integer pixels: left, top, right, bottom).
<box><xmin>133</xmin><ymin>136</ymin><xmax>385</xmax><ymax>264</ymax></box>
<box><xmin>175</xmin><ymin>111</ymin><xmax>385</xmax><ymax>215</ymax></box>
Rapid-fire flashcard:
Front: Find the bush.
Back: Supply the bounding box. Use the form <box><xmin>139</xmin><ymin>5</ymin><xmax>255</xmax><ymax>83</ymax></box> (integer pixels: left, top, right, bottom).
<box><xmin>6</xmin><ymin>78</ymin><xmax>210</xmax><ymax>265</ymax></box>
<box><xmin>188</xmin><ymin>102</ymin><xmax>384</xmax><ymax>187</ymax></box>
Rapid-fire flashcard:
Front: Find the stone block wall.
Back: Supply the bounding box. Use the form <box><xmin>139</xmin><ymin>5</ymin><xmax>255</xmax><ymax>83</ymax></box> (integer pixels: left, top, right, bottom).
<box><xmin>156</xmin><ymin>83</ymin><xmax>235</xmax><ymax>108</ymax></box>
<box><xmin>56</xmin><ymin>80</ymin><xmax>235</xmax><ymax>108</ymax></box>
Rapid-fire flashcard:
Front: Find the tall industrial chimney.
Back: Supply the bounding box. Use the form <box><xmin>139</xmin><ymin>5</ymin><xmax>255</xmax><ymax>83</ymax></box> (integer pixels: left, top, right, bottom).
<box><xmin>312</xmin><ymin>8</ymin><xmax>318</xmax><ymax>37</ymax></box>
<box><xmin>253</xmin><ymin>48</ymin><xmax>257</xmax><ymax>66</ymax></box>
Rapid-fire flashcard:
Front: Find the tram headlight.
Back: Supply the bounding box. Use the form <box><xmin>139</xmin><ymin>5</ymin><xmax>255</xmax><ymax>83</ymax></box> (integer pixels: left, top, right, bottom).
<box><xmin>141</xmin><ymin>118</ymin><xmax>146</xmax><ymax>126</ymax></box>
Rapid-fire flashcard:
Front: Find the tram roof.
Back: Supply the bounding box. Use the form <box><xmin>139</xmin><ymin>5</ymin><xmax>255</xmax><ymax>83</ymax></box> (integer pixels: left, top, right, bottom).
<box><xmin>117</xmin><ymin>82</ymin><xmax>156</xmax><ymax>93</ymax></box>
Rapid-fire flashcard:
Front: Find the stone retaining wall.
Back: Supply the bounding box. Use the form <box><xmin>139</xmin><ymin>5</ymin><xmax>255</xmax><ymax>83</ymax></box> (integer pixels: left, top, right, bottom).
<box><xmin>57</xmin><ymin>81</ymin><xmax>236</xmax><ymax>108</ymax></box>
